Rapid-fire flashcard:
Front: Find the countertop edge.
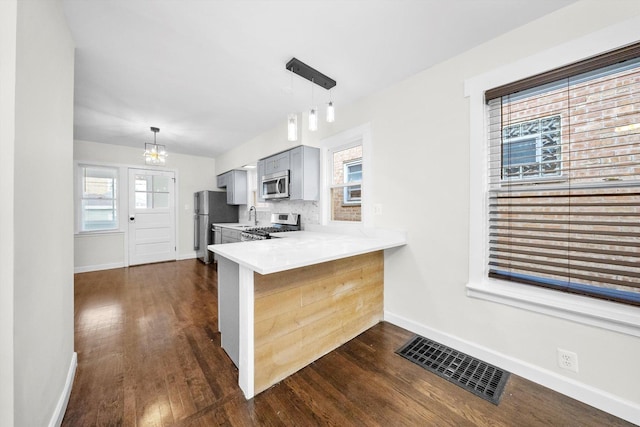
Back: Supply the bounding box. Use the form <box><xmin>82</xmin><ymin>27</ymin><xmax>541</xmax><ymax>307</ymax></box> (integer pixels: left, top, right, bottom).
<box><xmin>207</xmin><ymin>230</ymin><xmax>406</xmax><ymax>275</ymax></box>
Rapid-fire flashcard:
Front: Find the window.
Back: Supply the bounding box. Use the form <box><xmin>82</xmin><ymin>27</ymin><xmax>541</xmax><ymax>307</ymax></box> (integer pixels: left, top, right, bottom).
<box><xmin>79</xmin><ymin>165</ymin><xmax>118</xmax><ymax>231</ymax></box>
<box><xmin>485</xmin><ymin>44</ymin><xmax>640</xmax><ymax>306</ymax></box>
<box><xmin>321</xmin><ymin>123</ymin><xmax>371</xmax><ymax>226</ymax></box>
<box><xmin>329</xmin><ymin>144</ymin><xmax>363</xmax><ymax>222</ymax></box>
<box><xmin>343</xmin><ymin>160</ymin><xmax>362</xmax><ymax>205</ymax></box>
<box><xmin>502</xmin><ymin>115</ymin><xmax>561</xmax><ymax>180</ymax></box>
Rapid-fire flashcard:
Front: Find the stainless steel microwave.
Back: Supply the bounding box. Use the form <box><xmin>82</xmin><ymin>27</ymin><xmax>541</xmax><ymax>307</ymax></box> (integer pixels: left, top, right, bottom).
<box><xmin>262</xmin><ymin>170</ymin><xmax>289</xmax><ymax>199</ymax></box>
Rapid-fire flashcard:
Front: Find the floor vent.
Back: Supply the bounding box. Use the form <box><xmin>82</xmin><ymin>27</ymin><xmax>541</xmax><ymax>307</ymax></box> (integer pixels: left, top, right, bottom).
<box><xmin>396</xmin><ymin>335</ymin><xmax>510</xmax><ymax>405</ymax></box>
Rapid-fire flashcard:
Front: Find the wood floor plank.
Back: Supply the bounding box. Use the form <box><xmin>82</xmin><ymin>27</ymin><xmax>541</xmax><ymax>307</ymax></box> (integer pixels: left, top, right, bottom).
<box><xmin>62</xmin><ymin>259</ymin><xmax>634</xmax><ymax>427</ymax></box>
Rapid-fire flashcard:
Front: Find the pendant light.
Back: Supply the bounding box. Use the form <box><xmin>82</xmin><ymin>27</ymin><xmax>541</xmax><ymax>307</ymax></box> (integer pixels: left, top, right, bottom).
<box><xmin>326</xmin><ymin>89</ymin><xmax>335</xmax><ymax>123</ymax></box>
<box><xmin>144</xmin><ymin>126</ymin><xmax>167</xmax><ymax>165</ymax></box>
<box><xmin>287</xmin><ymin>113</ymin><xmax>298</xmax><ymax>141</ymax></box>
<box><xmin>308</xmin><ymin>108</ymin><xmax>318</xmax><ymax>131</ymax></box>
<box><xmin>287</xmin><ymin>66</ymin><xmax>298</xmax><ymax>141</ymax></box>
<box><xmin>309</xmin><ymin>78</ymin><xmax>318</xmax><ymax>132</ymax></box>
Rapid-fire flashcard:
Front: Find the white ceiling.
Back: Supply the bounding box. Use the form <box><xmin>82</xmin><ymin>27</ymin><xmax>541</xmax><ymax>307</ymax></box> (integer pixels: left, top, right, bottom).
<box><xmin>63</xmin><ymin>0</ymin><xmax>575</xmax><ymax>158</ymax></box>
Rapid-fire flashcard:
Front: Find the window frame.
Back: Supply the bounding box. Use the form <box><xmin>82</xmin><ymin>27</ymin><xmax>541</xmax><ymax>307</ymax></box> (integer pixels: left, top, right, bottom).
<box><xmin>76</xmin><ymin>164</ymin><xmax>120</xmax><ymax>233</ymax></box>
<box><xmin>75</xmin><ymin>162</ymin><xmax>130</xmax><ymax>235</ymax></box>
<box><xmin>464</xmin><ymin>24</ymin><xmax>640</xmax><ymax>337</ymax></box>
<box><xmin>319</xmin><ymin>123</ymin><xmax>373</xmax><ymax>228</ymax></box>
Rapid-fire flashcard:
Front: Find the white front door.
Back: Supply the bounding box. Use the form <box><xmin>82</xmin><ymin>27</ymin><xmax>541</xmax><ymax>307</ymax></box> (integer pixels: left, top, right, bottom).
<box><xmin>128</xmin><ymin>168</ymin><xmax>176</xmax><ymax>266</ymax></box>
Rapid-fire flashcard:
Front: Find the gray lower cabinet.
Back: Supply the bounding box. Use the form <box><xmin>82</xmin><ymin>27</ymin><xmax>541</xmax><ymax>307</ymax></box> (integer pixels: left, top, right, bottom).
<box><xmin>220</xmin><ymin>227</ymin><xmax>241</xmax><ymax>244</ymax></box>
<box><xmin>217</xmin><ymin>169</ymin><xmax>247</xmax><ymax>205</ymax></box>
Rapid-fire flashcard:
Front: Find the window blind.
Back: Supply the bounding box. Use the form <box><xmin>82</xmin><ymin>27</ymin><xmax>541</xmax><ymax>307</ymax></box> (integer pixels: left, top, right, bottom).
<box><xmin>485</xmin><ymin>53</ymin><xmax>640</xmax><ymax>306</ymax></box>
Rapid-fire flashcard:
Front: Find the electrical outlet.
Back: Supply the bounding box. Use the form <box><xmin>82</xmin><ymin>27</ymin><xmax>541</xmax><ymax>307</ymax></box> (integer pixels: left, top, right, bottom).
<box><xmin>373</xmin><ymin>204</ymin><xmax>383</xmax><ymax>215</ymax></box>
<box><xmin>557</xmin><ymin>348</ymin><xmax>579</xmax><ymax>373</ymax></box>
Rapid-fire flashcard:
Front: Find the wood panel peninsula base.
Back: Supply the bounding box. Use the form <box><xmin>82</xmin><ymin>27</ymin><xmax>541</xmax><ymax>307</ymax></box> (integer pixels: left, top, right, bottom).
<box><xmin>217</xmin><ymin>251</ymin><xmax>384</xmax><ymax>398</ymax></box>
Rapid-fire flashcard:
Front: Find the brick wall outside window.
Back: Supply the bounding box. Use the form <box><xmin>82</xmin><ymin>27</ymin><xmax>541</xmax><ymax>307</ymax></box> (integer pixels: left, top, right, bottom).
<box><xmin>332</xmin><ymin>145</ymin><xmax>362</xmax><ymax>222</ymax></box>
<box><xmin>491</xmin><ymin>66</ymin><xmax>640</xmax><ymax>298</ymax></box>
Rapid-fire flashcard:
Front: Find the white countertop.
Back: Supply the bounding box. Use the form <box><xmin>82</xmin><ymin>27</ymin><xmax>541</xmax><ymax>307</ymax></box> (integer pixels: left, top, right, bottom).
<box><xmin>208</xmin><ymin>229</ymin><xmax>406</xmax><ymax>275</ymax></box>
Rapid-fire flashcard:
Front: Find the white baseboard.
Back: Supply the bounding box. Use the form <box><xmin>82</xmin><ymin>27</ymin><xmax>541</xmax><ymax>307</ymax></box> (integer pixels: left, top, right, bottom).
<box><xmin>49</xmin><ymin>352</ymin><xmax>77</xmax><ymax>427</ymax></box>
<box><xmin>384</xmin><ymin>311</ymin><xmax>640</xmax><ymax>426</ymax></box>
<box><xmin>74</xmin><ymin>255</ymin><xmax>198</xmax><ymax>273</ymax></box>
<box><xmin>74</xmin><ymin>262</ymin><xmax>124</xmax><ymax>274</ymax></box>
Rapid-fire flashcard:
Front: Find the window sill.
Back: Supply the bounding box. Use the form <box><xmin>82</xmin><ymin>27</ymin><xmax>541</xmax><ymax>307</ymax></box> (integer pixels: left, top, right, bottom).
<box><xmin>467</xmin><ymin>278</ymin><xmax>640</xmax><ymax>338</ymax></box>
<box><xmin>75</xmin><ymin>230</ymin><xmax>124</xmax><ymax>236</ymax></box>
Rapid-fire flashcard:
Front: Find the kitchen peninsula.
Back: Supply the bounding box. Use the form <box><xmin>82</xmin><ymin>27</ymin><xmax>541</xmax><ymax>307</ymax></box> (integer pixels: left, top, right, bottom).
<box><xmin>208</xmin><ymin>229</ymin><xmax>406</xmax><ymax>398</ymax></box>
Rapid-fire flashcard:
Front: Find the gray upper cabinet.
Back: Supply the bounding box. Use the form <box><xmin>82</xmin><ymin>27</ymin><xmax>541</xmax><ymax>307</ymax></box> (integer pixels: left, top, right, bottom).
<box><xmin>257</xmin><ymin>145</ymin><xmax>320</xmax><ymax>201</ymax></box>
<box><xmin>263</xmin><ymin>151</ymin><xmax>290</xmax><ymax>175</ymax></box>
<box><xmin>289</xmin><ymin>146</ymin><xmax>320</xmax><ymax>201</ymax></box>
<box><xmin>216</xmin><ymin>169</ymin><xmax>247</xmax><ymax>205</ymax></box>
<box><xmin>256</xmin><ymin>159</ymin><xmax>265</xmax><ymax>202</ymax></box>
<box><xmin>216</xmin><ymin>172</ymin><xmax>228</xmax><ymax>189</ymax></box>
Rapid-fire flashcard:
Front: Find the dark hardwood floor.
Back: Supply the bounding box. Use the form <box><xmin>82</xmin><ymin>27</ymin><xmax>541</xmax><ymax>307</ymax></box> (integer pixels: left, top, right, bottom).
<box><xmin>63</xmin><ymin>260</ymin><xmax>632</xmax><ymax>426</ymax></box>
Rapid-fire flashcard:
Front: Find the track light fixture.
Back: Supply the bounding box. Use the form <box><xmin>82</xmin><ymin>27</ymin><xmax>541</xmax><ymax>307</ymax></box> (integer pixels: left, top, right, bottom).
<box><xmin>285</xmin><ymin>57</ymin><xmax>336</xmax><ymax>136</ymax></box>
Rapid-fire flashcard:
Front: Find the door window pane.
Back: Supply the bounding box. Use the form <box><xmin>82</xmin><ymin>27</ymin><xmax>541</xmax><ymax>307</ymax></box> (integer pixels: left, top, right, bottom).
<box><xmin>135</xmin><ymin>192</ymin><xmax>151</xmax><ymax>209</ymax></box>
<box><xmin>135</xmin><ymin>174</ymin><xmax>170</xmax><ymax>209</ymax></box>
<box><xmin>153</xmin><ymin>175</ymin><xmax>170</xmax><ymax>192</ymax></box>
<box><xmin>154</xmin><ymin>192</ymin><xmax>169</xmax><ymax>208</ymax></box>
<box><xmin>135</xmin><ymin>175</ymin><xmax>151</xmax><ymax>191</ymax></box>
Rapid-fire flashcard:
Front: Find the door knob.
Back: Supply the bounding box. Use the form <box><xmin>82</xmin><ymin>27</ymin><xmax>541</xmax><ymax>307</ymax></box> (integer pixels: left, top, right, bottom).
<box><xmin>129</xmin><ymin>216</ymin><xmax>135</xmax><ymax>222</ymax></box>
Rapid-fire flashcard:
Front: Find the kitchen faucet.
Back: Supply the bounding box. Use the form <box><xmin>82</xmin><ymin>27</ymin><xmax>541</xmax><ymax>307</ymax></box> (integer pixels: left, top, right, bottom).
<box><xmin>248</xmin><ymin>206</ymin><xmax>257</xmax><ymax>226</ymax></box>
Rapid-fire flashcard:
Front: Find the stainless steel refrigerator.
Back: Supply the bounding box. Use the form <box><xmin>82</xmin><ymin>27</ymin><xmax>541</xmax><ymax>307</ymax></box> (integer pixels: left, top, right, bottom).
<box><xmin>194</xmin><ymin>190</ymin><xmax>238</xmax><ymax>263</ymax></box>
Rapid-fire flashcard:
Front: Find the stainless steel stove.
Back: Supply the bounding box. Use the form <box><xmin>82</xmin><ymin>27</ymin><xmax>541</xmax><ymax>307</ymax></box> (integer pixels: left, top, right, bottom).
<box><xmin>240</xmin><ymin>213</ymin><xmax>300</xmax><ymax>241</ymax></box>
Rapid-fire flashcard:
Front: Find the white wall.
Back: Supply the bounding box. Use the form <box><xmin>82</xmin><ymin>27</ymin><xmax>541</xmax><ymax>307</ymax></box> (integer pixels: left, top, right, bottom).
<box><xmin>214</xmin><ymin>1</ymin><xmax>640</xmax><ymax>422</ymax></box>
<box><xmin>74</xmin><ymin>232</ymin><xmax>125</xmax><ymax>272</ymax></box>
<box><xmin>0</xmin><ymin>1</ymin><xmax>18</xmax><ymax>425</ymax></box>
<box><xmin>1</xmin><ymin>0</ymin><xmax>76</xmax><ymax>425</ymax></box>
<box><xmin>74</xmin><ymin>140</ymin><xmax>218</xmax><ymax>269</ymax></box>
<box><xmin>215</xmin><ymin>124</ymin><xmax>297</xmax><ymax>174</ymax></box>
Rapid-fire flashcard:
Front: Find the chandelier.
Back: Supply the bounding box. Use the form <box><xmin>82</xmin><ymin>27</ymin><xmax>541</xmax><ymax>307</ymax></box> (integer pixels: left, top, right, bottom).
<box><xmin>144</xmin><ymin>126</ymin><xmax>167</xmax><ymax>165</ymax></box>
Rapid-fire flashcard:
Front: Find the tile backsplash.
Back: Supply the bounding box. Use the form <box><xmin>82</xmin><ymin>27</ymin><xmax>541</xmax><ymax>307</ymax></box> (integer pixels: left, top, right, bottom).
<box><xmin>239</xmin><ymin>200</ymin><xmax>320</xmax><ymax>229</ymax></box>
